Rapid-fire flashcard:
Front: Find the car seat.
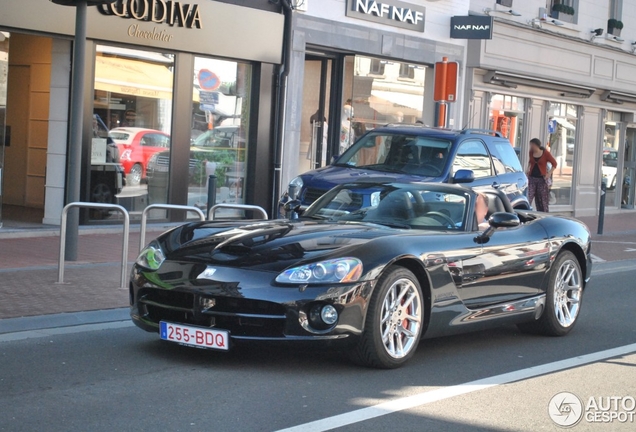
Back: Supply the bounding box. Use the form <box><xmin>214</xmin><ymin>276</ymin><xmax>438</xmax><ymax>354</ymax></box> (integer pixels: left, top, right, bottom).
<box><xmin>484</xmin><ymin>193</ymin><xmax>506</xmax><ymax>219</ymax></box>
<box><xmin>374</xmin><ymin>191</ymin><xmax>415</xmax><ymax>220</ymax></box>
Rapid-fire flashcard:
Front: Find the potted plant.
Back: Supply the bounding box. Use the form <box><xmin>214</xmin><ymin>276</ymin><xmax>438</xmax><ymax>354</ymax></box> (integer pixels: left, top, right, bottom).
<box><xmin>551</xmin><ymin>3</ymin><xmax>575</xmax><ymax>23</ymax></box>
<box><xmin>608</xmin><ymin>18</ymin><xmax>624</xmax><ymax>36</ymax></box>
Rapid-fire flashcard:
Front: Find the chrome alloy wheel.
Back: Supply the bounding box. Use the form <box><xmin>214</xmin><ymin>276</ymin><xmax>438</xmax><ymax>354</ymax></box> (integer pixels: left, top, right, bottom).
<box><xmin>380</xmin><ymin>278</ymin><xmax>422</xmax><ymax>358</ymax></box>
<box><xmin>553</xmin><ymin>259</ymin><xmax>582</xmax><ymax>327</ymax></box>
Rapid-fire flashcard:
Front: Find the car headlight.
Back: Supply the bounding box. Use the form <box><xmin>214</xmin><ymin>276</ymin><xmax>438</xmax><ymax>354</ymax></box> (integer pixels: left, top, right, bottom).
<box><xmin>276</xmin><ymin>258</ymin><xmax>363</xmax><ymax>284</ymax></box>
<box><xmin>288</xmin><ymin>176</ymin><xmax>304</xmax><ymax>199</ymax></box>
<box><xmin>136</xmin><ymin>241</ymin><xmax>166</xmax><ymax>271</ymax></box>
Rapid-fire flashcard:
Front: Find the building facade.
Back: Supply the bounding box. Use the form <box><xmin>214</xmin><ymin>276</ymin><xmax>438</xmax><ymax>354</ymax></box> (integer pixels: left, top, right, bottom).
<box><xmin>0</xmin><ymin>0</ymin><xmax>284</xmax><ymax>227</ymax></box>
<box><xmin>279</xmin><ymin>0</ymin><xmax>471</xmax><ymax>193</ymax></box>
<box><xmin>466</xmin><ymin>0</ymin><xmax>636</xmax><ymax>217</ymax></box>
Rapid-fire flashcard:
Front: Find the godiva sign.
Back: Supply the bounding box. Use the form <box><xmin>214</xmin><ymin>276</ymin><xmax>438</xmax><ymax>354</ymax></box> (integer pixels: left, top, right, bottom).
<box><xmin>0</xmin><ymin>0</ymin><xmax>284</xmax><ymax>64</ymax></box>
<box><xmin>97</xmin><ymin>0</ymin><xmax>203</xmax><ymax>29</ymax></box>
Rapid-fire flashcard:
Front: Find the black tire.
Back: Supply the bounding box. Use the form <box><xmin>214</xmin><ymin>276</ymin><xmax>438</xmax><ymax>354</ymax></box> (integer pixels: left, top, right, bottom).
<box><xmin>90</xmin><ymin>182</ymin><xmax>114</xmax><ymax>220</ymax></box>
<box><xmin>517</xmin><ymin>251</ymin><xmax>583</xmax><ymax>336</ymax></box>
<box><xmin>351</xmin><ymin>266</ymin><xmax>424</xmax><ymax>369</ymax></box>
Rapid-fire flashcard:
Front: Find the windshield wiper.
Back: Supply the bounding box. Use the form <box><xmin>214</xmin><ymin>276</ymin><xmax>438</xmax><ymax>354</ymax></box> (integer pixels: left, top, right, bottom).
<box><xmin>355</xmin><ymin>164</ymin><xmax>396</xmax><ymax>172</ymax></box>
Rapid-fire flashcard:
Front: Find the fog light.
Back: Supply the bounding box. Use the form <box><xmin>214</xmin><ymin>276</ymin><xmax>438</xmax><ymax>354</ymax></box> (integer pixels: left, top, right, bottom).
<box><xmin>321</xmin><ymin>305</ymin><xmax>338</xmax><ymax>325</ymax></box>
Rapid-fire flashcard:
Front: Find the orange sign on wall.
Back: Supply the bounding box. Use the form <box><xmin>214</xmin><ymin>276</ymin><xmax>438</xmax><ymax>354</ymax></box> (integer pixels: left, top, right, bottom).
<box><xmin>434</xmin><ymin>57</ymin><xmax>458</xmax><ymax>102</ymax></box>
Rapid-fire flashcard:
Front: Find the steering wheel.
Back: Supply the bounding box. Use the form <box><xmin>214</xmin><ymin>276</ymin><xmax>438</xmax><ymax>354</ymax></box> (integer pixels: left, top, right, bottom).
<box><xmin>424</xmin><ymin>211</ymin><xmax>455</xmax><ymax>228</ymax></box>
<box><xmin>419</xmin><ymin>163</ymin><xmax>443</xmax><ymax>176</ymax></box>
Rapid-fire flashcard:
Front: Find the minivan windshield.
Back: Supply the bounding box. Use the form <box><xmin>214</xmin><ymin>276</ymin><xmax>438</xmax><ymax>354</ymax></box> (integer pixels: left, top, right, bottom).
<box><xmin>336</xmin><ymin>133</ymin><xmax>452</xmax><ymax>177</ymax></box>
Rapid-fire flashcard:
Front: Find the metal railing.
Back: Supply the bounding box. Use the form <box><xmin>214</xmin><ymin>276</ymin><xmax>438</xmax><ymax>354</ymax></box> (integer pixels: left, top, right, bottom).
<box><xmin>139</xmin><ymin>204</ymin><xmax>206</xmax><ymax>252</ymax></box>
<box><xmin>208</xmin><ymin>204</ymin><xmax>268</xmax><ymax>221</ymax></box>
<box><xmin>58</xmin><ymin>202</ymin><xmax>130</xmax><ymax>289</ymax></box>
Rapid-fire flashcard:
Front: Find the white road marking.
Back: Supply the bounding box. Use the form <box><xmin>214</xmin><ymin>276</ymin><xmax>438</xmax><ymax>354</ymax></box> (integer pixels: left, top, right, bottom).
<box><xmin>625</xmin><ymin>248</ymin><xmax>636</xmax><ymax>252</ymax></box>
<box><xmin>0</xmin><ymin>321</ymin><xmax>133</xmax><ymax>343</ymax></box>
<box><xmin>594</xmin><ymin>240</ymin><xmax>636</xmax><ymax>244</ymax></box>
<box><xmin>275</xmin><ymin>343</ymin><xmax>636</xmax><ymax>432</ymax></box>
<box><xmin>590</xmin><ymin>254</ymin><xmax>606</xmax><ymax>263</ymax></box>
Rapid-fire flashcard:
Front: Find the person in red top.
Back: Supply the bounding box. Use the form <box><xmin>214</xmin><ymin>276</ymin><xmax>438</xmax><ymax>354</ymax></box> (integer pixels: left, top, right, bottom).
<box><xmin>526</xmin><ymin>138</ymin><xmax>557</xmax><ymax>212</ymax></box>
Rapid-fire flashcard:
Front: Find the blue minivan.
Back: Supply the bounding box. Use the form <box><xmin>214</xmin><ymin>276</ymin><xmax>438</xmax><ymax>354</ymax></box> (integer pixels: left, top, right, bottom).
<box><xmin>281</xmin><ymin>126</ymin><xmax>529</xmax><ymax>216</ymax></box>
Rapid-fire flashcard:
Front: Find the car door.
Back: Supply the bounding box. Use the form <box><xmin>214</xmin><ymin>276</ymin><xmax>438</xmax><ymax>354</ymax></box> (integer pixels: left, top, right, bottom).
<box><xmin>456</xmin><ymin>194</ymin><xmax>550</xmax><ymax>309</ymax></box>
<box><xmin>452</xmin><ymin>139</ymin><xmax>494</xmax><ymax>188</ymax></box>
<box><xmin>487</xmin><ymin>139</ymin><xmax>529</xmax><ymax>208</ymax></box>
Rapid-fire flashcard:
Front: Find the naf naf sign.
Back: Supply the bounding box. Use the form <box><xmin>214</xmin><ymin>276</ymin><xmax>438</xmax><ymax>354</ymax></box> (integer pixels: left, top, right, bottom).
<box><xmin>450</xmin><ymin>15</ymin><xmax>493</xmax><ymax>39</ymax></box>
<box><xmin>346</xmin><ymin>0</ymin><xmax>426</xmax><ymax>32</ymax></box>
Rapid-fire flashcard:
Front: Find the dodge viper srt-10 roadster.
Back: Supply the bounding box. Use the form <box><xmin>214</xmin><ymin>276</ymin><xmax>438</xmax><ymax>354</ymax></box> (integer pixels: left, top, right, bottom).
<box><xmin>130</xmin><ymin>181</ymin><xmax>591</xmax><ymax>368</ymax></box>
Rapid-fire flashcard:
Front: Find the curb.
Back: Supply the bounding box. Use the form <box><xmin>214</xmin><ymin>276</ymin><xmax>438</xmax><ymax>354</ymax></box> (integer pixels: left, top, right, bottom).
<box><xmin>0</xmin><ymin>308</ymin><xmax>130</xmax><ymax>335</ymax></box>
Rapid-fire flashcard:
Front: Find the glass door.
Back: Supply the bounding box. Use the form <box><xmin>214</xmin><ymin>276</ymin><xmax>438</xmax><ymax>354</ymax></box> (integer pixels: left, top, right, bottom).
<box><xmin>297</xmin><ymin>57</ymin><xmax>331</xmax><ymax>174</ymax></box>
<box><xmin>623</xmin><ymin>126</ymin><xmax>636</xmax><ymax>209</ymax></box>
<box><xmin>93</xmin><ymin>45</ymin><xmax>175</xmax><ymax>220</ymax></box>
<box><xmin>0</xmin><ymin>31</ymin><xmax>9</xmax><ymax>228</ymax></box>
<box><xmin>602</xmin><ymin>114</ymin><xmax>622</xmax><ymax>209</ymax></box>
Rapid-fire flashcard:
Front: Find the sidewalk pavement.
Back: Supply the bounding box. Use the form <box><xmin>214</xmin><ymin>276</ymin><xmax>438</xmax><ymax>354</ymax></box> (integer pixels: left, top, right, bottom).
<box><xmin>0</xmin><ymin>212</ymin><xmax>634</xmax><ymax>323</ymax></box>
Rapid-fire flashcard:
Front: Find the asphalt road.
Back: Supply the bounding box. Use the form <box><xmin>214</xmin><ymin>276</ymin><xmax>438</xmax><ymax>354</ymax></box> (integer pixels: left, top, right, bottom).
<box><xmin>1</xmin><ymin>264</ymin><xmax>635</xmax><ymax>432</ymax></box>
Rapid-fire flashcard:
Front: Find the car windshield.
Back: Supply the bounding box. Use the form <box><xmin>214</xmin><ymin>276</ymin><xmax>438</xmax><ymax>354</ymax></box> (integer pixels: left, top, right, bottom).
<box><xmin>335</xmin><ymin>133</ymin><xmax>452</xmax><ymax>177</ymax></box>
<box><xmin>302</xmin><ymin>183</ymin><xmax>469</xmax><ymax>231</ymax></box>
<box><xmin>603</xmin><ymin>149</ymin><xmax>618</xmax><ymax>167</ymax></box>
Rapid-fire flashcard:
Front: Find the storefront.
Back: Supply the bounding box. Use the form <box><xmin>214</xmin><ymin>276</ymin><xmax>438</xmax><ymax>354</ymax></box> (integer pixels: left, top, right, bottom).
<box><xmin>465</xmin><ymin>19</ymin><xmax>636</xmax><ymax>217</ymax></box>
<box><xmin>280</xmin><ymin>0</ymin><xmax>468</xmax><ymax>193</ymax></box>
<box><xmin>0</xmin><ymin>0</ymin><xmax>284</xmax><ymax>226</ymax></box>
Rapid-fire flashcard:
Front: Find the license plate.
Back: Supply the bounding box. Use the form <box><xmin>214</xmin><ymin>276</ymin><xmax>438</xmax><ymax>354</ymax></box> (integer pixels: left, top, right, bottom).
<box><xmin>159</xmin><ymin>321</ymin><xmax>229</xmax><ymax>351</ymax></box>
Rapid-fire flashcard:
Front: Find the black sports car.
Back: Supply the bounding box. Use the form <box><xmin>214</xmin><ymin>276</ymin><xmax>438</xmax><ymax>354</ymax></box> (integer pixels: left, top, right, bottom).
<box><xmin>130</xmin><ymin>182</ymin><xmax>592</xmax><ymax>368</ymax></box>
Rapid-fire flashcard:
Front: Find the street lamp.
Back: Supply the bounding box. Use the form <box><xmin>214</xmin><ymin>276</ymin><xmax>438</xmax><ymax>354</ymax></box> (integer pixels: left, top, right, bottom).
<box><xmin>49</xmin><ymin>0</ymin><xmax>116</xmax><ymax>261</ymax></box>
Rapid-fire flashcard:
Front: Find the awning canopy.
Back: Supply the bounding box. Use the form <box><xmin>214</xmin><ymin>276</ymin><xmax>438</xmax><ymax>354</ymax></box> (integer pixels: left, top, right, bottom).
<box><xmin>94</xmin><ymin>55</ymin><xmax>174</xmax><ymax>100</ymax></box>
<box><xmin>369</xmin><ymin>90</ymin><xmax>424</xmax><ymax>117</ymax></box>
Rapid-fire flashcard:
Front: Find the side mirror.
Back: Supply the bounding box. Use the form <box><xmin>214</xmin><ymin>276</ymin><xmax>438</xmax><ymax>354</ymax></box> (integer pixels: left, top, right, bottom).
<box><xmin>452</xmin><ymin>169</ymin><xmax>475</xmax><ymax>184</ymax></box>
<box><xmin>475</xmin><ymin>212</ymin><xmax>519</xmax><ymax>244</ymax></box>
<box><xmin>283</xmin><ymin>199</ymin><xmax>303</xmax><ymax>218</ymax></box>
<box><xmin>489</xmin><ymin>212</ymin><xmax>520</xmax><ymax>229</ymax></box>
<box><xmin>330</xmin><ymin>155</ymin><xmax>340</xmax><ymax>165</ymax></box>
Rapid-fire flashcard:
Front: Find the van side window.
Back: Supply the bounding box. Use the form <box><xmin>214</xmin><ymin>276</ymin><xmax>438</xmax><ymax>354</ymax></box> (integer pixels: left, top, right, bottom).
<box><xmin>453</xmin><ymin>140</ymin><xmax>493</xmax><ymax>178</ymax></box>
<box><xmin>490</xmin><ymin>141</ymin><xmax>523</xmax><ymax>174</ymax></box>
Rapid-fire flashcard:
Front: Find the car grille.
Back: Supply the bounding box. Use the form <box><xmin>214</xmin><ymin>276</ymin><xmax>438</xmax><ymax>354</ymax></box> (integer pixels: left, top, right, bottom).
<box><xmin>152</xmin><ymin>155</ymin><xmax>198</xmax><ymax>169</ymax></box>
<box><xmin>154</xmin><ymin>154</ymin><xmax>170</xmax><ymax>167</ymax></box>
<box><xmin>302</xmin><ymin>187</ymin><xmax>328</xmax><ymax>205</ymax></box>
<box><xmin>137</xmin><ymin>287</ymin><xmax>287</xmax><ymax>338</ymax></box>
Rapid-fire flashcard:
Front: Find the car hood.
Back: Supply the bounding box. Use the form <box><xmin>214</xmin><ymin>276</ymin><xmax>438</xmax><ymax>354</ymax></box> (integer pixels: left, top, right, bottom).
<box><xmin>303</xmin><ymin>165</ymin><xmax>440</xmax><ymax>188</ymax></box>
<box><xmin>155</xmin><ymin>219</ymin><xmax>410</xmax><ymax>273</ymax></box>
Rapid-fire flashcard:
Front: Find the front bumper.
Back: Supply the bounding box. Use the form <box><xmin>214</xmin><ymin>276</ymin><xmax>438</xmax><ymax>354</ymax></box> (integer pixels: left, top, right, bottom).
<box><xmin>130</xmin><ymin>263</ymin><xmax>374</xmax><ymax>342</ymax></box>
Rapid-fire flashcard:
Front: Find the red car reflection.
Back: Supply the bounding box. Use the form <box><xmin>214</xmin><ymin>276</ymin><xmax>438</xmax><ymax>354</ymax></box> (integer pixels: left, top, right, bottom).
<box><xmin>110</xmin><ymin>128</ymin><xmax>171</xmax><ymax>186</ymax></box>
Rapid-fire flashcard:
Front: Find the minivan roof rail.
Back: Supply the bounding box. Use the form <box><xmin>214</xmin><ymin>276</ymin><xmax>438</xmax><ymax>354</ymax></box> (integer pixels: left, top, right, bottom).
<box><xmin>461</xmin><ymin>129</ymin><xmax>504</xmax><ymax>138</ymax></box>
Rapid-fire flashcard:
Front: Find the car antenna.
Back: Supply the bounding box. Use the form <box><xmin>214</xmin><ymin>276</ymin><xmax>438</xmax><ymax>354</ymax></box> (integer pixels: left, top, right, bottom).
<box><xmin>461</xmin><ymin>110</ymin><xmax>479</xmax><ymax>131</ymax></box>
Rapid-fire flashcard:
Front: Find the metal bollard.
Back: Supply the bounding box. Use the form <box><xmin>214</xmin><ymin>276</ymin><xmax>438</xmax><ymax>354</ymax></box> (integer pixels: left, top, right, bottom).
<box><xmin>207</xmin><ymin>175</ymin><xmax>217</xmax><ymax>216</ymax></box>
<box><xmin>597</xmin><ymin>178</ymin><xmax>607</xmax><ymax>235</ymax></box>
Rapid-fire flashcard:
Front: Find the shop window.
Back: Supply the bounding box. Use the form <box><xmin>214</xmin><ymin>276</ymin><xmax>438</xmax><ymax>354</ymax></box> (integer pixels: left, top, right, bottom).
<box><xmin>602</xmin><ymin>111</ymin><xmax>622</xmax><ymax>208</ymax></box>
<box><xmin>92</xmin><ymin>45</ymin><xmax>174</xmax><ymax>220</ymax></box>
<box><xmin>546</xmin><ymin>102</ymin><xmax>578</xmax><ymax>207</ymax></box>
<box><xmin>189</xmin><ymin>57</ymin><xmax>251</xmax><ymax>214</ymax></box>
<box><xmin>488</xmin><ymin>94</ymin><xmax>525</xmax><ymax>149</ymax></box>
<box><xmin>341</xmin><ymin>56</ymin><xmax>426</xmax><ymax>154</ymax></box>
<box><xmin>0</xmin><ymin>31</ymin><xmax>8</xmax><ymax>227</ymax></box>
